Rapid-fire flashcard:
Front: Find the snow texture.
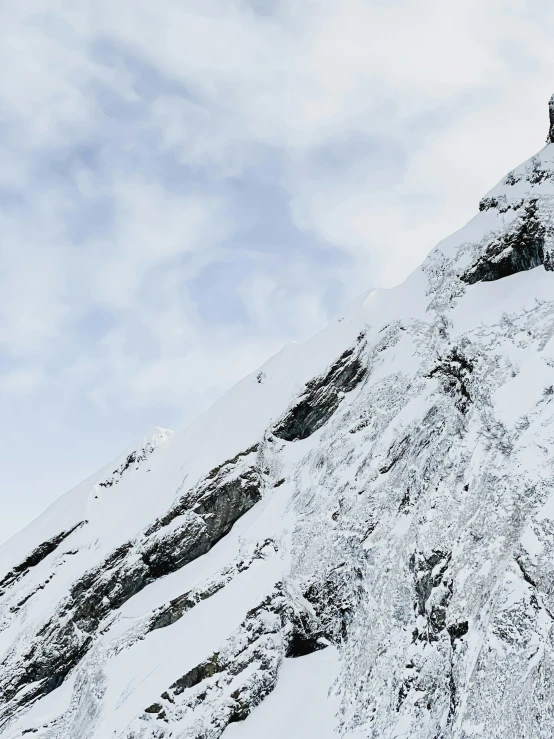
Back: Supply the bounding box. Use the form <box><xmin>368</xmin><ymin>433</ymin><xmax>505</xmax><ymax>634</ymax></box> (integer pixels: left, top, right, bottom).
<box><xmin>3</xmin><ymin>104</ymin><xmax>554</xmax><ymax>738</ymax></box>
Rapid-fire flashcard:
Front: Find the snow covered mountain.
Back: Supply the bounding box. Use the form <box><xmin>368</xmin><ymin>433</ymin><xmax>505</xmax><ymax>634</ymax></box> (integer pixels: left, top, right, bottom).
<box><xmin>3</xmin><ymin>99</ymin><xmax>554</xmax><ymax>739</ymax></box>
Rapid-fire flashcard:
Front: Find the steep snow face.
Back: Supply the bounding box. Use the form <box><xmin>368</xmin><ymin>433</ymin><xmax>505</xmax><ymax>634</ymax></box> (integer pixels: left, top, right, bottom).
<box><xmin>3</xmin><ymin>125</ymin><xmax>554</xmax><ymax>739</ymax></box>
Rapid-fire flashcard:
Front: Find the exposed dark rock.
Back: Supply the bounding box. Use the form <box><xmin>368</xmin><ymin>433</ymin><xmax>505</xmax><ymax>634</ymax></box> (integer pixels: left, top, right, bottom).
<box><xmin>149</xmin><ymin>583</ymin><xmax>224</xmax><ymax>632</ymax></box>
<box><xmin>527</xmin><ymin>156</ymin><xmax>554</xmax><ymax>185</ymax></box>
<box><xmin>426</xmin><ymin>347</ymin><xmax>475</xmax><ymax>414</ymax></box>
<box><xmin>380</xmin><ymin>435</ymin><xmax>411</xmax><ymax>474</ymax></box>
<box><xmin>140</xmin><ymin>590</ymin><xmax>285</xmax><ymax>736</ymax></box>
<box><xmin>503</xmin><ymin>170</ymin><xmax>523</xmax><ymax>187</ymax></box>
<box><xmin>479</xmin><ymin>196</ymin><xmax>499</xmax><ymax>212</ymax></box>
<box><xmin>137</xmin><ymin>580</ymin><xmax>339</xmax><ymax>736</ymax></box>
<box><xmin>303</xmin><ymin>564</ymin><xmax>362</xmax><ymax>644</ymax></box>
<box><xmin>411</xmin><ymin>550</ymin><xmax>453</xmax><ymax>643</ymax></box>
<box><xmin>545</xmin><ymin>247</ymin><xmax>554</xmax><ymax>272</ymax></box>
<box><xmin>447</xmin><ymin>669</ymin><xmax>458</xmax><ymax>725</ymax></box>
<box><xmin>170</xmin><ymin>654</ymin><xmax>223</xmax><ymax>696</ymax></box>
<box><xmin>98</xmin><ymin>441</ymin><xmax>159</xmax><ymax>488</ymax></box>
<box><xmin>280</xmin><ymin>596</ymin><xmax>327</xmax><ymax>658</ymax></box>
<box><xmin>515</xmin><ymin>556</ymin><xmax>538</xmax><ymax>590</ymax></box>
<box><xmin>227</xmin><ymin>711</ymin><xmax>246</xmax><ymax>724</ymax></box>
<box><xmin>0</xmin><ymin>521</ymin><xmax>86</xmax><ymax>596</ymax></box>
<box><xmin>98</xmin><ymin>452</ymin><xmax>141</xmax><ymax>487</ymax></box>
<box><xmin>399</xmin><ymin>608</ymin><xmax>465</xmax><ymax>722</ymax></box>
<box><xmin>399</xmin><ymin>487</ymin><xmax>411</xmax><ymax>511</ymax></box>
<box><xmin>397</xmin><ymin>670</ymin><xmax>418</xmax><ymax>711</ymax></box>
<box><xmin>144</xmin><ymin>703</ymin><xmax>163</xmax><ymax>714</ymax></box>
<box><xmin>515</xmin><ymin>557</ymin><xmax>554</xmax><ymax>620</ymax></box>
<box><xmin>150</xmin><ymin>445</ymin><xmax>260</xmax><ymax>534</ymax></box>
<box><xmin>548</xmin><ymin>93</ymin><xmax>554</xmax><ymax>144</ymax></box>
<box><xmin>461</xmin><ymin>199</ymin><xmax>545</xmax><ymax>284</ymax></box>
<box><xmin>273</xmin><ymin>343</ymin><xmax>367</xmax><ymax>442</ymax></box>
<box><xmin>0</xmin><ymin>448</ymin><xmax>263</xmax><ymax>722</ymax></box>
<box><xmin>148</xmin><ymin>540</ymin><xmax>276</xmax><ymax>633</ymax></box>
<box><xmin>285</xmin><ymin>632</ymin><xmax>327</xmax><ymax>658</ymax></box>
<box><xmin>447</xmin><ymin>620</ymin><xmax>469</xmax><ymax>647</ymax></box>
<box><xmin>10</xmin><ymin>573</ymin><xmax>55</xmax><ymax>612</ymax></box>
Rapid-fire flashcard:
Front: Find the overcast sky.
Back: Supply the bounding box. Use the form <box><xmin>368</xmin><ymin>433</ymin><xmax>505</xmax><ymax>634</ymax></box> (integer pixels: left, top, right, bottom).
<box><xmin>1</xmin><ymin>0</ymin><xmax>553</xmax><ymax>544</ymax></box>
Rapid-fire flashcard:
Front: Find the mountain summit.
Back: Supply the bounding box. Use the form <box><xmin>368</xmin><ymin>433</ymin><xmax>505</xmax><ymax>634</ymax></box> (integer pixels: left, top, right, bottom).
<box><xmin>2</xmin><ymin>99</ymin><xmax>554</xmax><ymax>739</ymax></box>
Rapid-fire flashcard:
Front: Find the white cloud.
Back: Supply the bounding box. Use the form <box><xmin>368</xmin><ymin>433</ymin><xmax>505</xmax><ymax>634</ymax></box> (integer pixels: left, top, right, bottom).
<box><xmin>0</xmin><ymin>198</ymin><xmax>70</xmax><ymax>358</ymax></box>
<box><xmin>86</xmin><ymin>182</ymin><xmax>232</xmax><ymax>309</ymax></box>
<box><xmin>0</xmin><ymin>367</ymin><xmax>42</xmax><ymax>394</ymax></box>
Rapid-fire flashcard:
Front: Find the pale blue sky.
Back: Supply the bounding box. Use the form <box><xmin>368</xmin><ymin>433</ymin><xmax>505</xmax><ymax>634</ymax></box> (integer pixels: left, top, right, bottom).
<box><xmin>0</xmin><ymin>0</ymin><xmax>552</xmax><ymax>543</ymax></box>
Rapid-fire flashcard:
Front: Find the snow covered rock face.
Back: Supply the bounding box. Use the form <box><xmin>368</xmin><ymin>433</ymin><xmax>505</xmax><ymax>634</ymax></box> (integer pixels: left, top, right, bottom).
<box><xmin>4</xmin><ymin>110</ymin><xmax>554</xmax><ymax>739</ymax></box>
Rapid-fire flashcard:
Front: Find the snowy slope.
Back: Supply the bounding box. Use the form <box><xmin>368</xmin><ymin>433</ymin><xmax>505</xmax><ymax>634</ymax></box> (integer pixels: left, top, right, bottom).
<box><xmin>3</xmin><ymin>102</ymin><xmax>554</xmax><ymax>738</ymax></box>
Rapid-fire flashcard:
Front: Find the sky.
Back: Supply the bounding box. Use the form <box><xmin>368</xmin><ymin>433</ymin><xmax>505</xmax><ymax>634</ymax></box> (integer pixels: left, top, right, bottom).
<box><xmin>0</xmin><ymin>0</ymin><xmax>553</xmax><ymax>545</ymax></box>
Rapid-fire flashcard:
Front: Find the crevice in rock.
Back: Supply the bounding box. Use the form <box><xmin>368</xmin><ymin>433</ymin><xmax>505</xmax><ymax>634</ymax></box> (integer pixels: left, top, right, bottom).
<box><xmin>285</xmin><ymin>632</ymin><xmax>327</xmax><ymax>658</ymax></box>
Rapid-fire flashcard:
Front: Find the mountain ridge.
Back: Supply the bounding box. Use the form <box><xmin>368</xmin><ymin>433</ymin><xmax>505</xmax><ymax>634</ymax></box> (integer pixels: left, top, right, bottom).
<box><xmin>3</xmin><ymin>99</ymin><xmax>554</xmax><ymax>738</ymax></box>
